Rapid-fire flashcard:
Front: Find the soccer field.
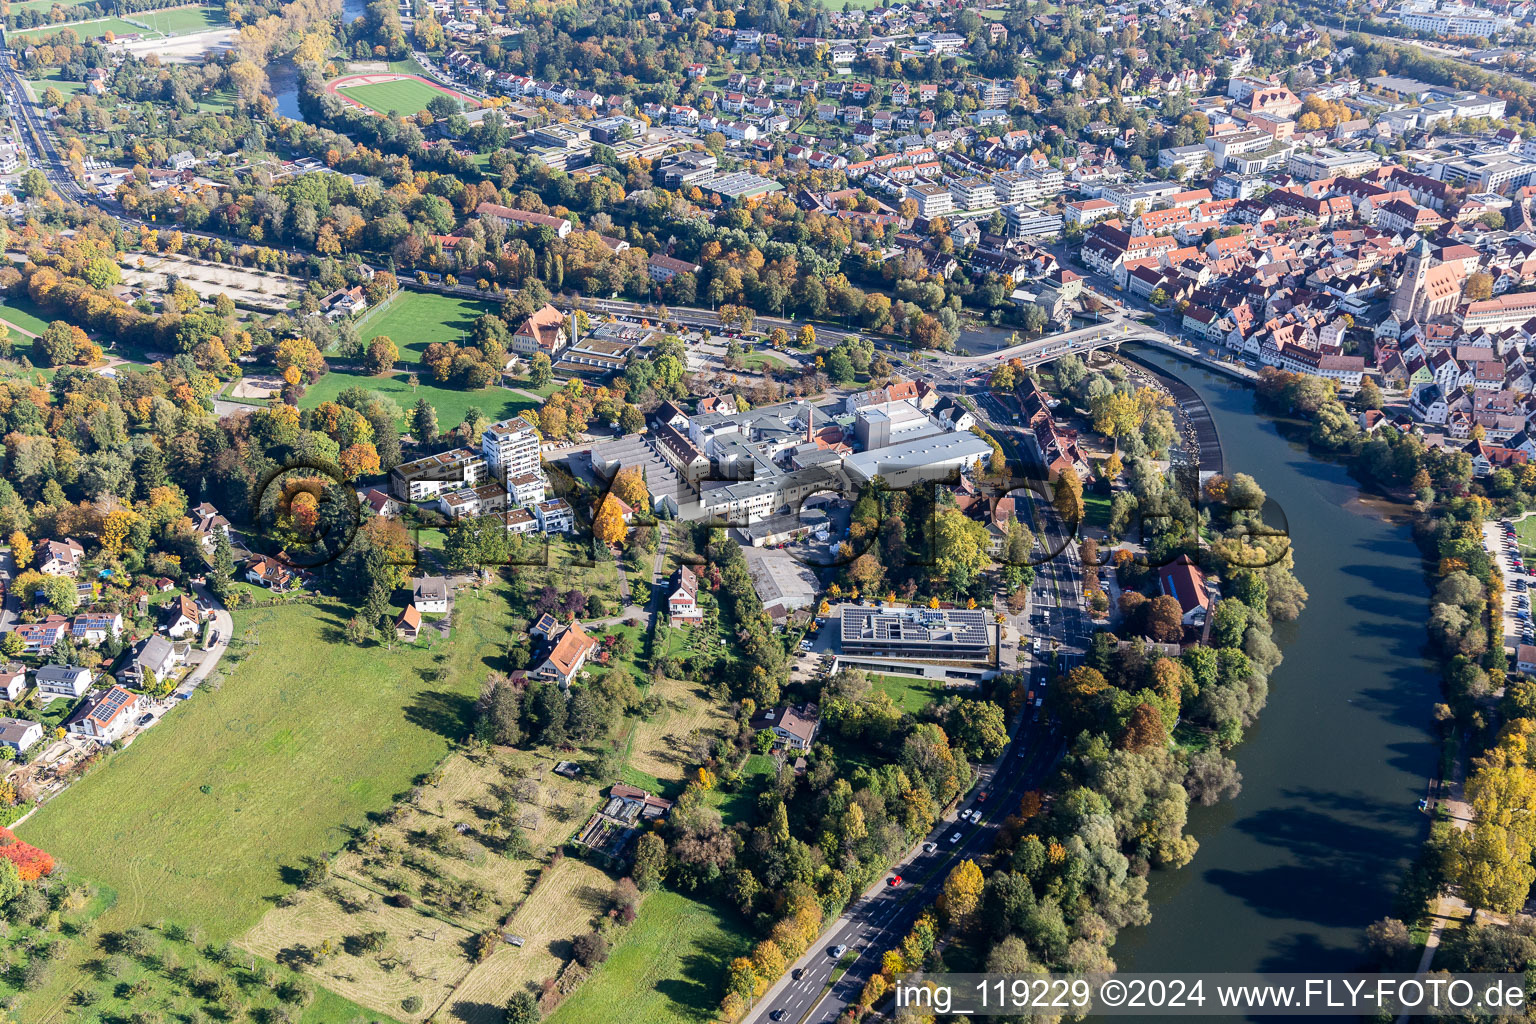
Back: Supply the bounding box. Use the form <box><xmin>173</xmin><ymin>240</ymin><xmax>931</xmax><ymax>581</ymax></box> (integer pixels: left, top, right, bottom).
<box><xmin>359</xmin><ymin>289</ymin><xmax>501</xmax><ymax>361</ymax></box>
<box><xmin>8</xmin><ymin>5</ymin><xmax>225</xmax><ymax>42</ymax></box>
<box><xmin>335</xmin><ymin>76</ymin><xmax>474</xmax><ymax>116</ymax></box>
<box><xmin>7</xmin><ymin>4</ymin><xmax>224</xmax><ymax>41</ymax></box>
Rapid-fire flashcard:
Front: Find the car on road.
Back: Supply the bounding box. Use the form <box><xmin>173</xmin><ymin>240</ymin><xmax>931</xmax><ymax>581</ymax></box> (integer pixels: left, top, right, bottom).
<box><xmin>950</xmin><ymin>831</ymin><xmax>962</xmax><ymax>843</ymax></box>
<box><xmin>828</xmin><ymin>945</ymin><xmax>847</xmax><ymax>958</ymax></box>
<box><xmin>792</xmin><ymin>968</ymin><xmax>804</xmax><ymax>980</ymax></box>
<box><xmin>922</xmin><ymin>842</ymin><xmax>937</xmax><ymax>853</ymax></box>
<box><xmin>887</xmin><ymin>875</ymin><xmax>902</xmax><ymax>887</ymax></box>
<box><xmin>771</xmin><ymin>1011</ymin><xmax>787</xmax><ymax>1021</ymax></box>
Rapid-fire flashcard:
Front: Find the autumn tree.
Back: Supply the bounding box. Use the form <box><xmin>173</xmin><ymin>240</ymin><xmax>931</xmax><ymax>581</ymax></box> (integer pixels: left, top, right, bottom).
<box><xmin>942</xmin><ymin>859</ymin><xmax>984</xmax><ymax>927</ymax></box>
<box><xmin>1053</xmin><ymin>466</ymin><xmax>1084</xmax><ymax>528</ymax></box>
<box><xmin>276</xmin><ymin>336</ymin><xmax>327</xmax><ymax>383</ymax></box>
<box><xmin>593</xmin><ymin>494</ymin><xmax>628</xmax><ymax>547</ymax></box>
<box><xmin>1455</xmin><ymin>721</ymin><xmax>1536</xmax><ymax>914</ymax></box>
<box><xmin>7</xmin><ymin>532</ymin><xmax>32</xmax><ymax>570</ymax></box>
<box><xmin>365</xmin><ymin>335</ymin><xmax>398</xmax><ymax>375</ymax></box>
<box><xmin>1144</xmin><ymin>594</ymin><xmax>1186</xmax><ymax>643</ymax></box>
<box><xmin>611</xmin><ymin>466</ymin><xmax>650</xmax><ymax>511</ymax></box>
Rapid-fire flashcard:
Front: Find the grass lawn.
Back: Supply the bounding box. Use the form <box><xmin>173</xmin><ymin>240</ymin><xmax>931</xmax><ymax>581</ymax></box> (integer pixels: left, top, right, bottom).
<box><xmin>869</xmin><ymin>672</ymin><xmax>947</xmax><ymax>713</ymax></box>
<box><xmin>19</xmin><ymin>582</ymin><xmax>518</xmax><ymax>946</ymax></box>
<box><xmin>505</xmin><ymin>373</ymin><xmax>560</xmax><ymax>399</ymax></box>
<box><xmin>1083</xmin><ymin>491</ymin><xmax>1112</xmax><ymax>530</ymax></box>
<box><xmin>297</xmin><ymin>368</ymin><xmax>535</xmax><ymax>433</ymax></box>
<box><xmin>1517</xmin><ymin>517</ymin><xmax>1536</xmax><ymax>558</ymax></box>
<box><xmin>337</xmin><ymin>77</ymin><xmax>472</xmax><ymax>117</ymax></box>
<box><xmin>0</xmin><ymin>293</ymin><xmax>56</xmax><ymax>335</ymax></box>
<box><xmin>544</xmin><ymin>890</ymin><xmax>751</xmax><ymax>1024</ymax></box>
<box><xmin>22</xmin><ymin>67</ymin><xmax>87</xmax><ymax>102</ymax></box>
<box><xmin>707</xmin><ymin>752</ymin><xmax>774</xmax><ymax>822</ymax></box>
<box><xmin>358</xmin><ymin>290</ymin><xmax>500</xmax><ymax>364</ymax></box>
<box><xmin>742</xmin><ymin>350</ymin><xmax>788</xmax><ymax>371</ymax></box>
<box><xmin>8</xmin><ymin>0</ymin><xmax>97</xmax><ymax>10</ymax></box>
<box><xmin>10</xmin><ymin>15</ymin><xmax>156</xmax><ymax>41</ymax></box>
<box><xmin>130</xmin><ymin>3</ymin><xmax>227</xmax><ymax>34</ymax></box>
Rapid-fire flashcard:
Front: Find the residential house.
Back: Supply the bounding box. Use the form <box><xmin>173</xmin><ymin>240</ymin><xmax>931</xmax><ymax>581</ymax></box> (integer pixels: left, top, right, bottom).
<box><xmin>0</xmin><ymin>718</ymin><xmax>42</xmax><ymax>754</ymax></box>
<box><xmin>396</xmin><ymin>603</ymin><xmax>422</xmax><ymax>642</ymax></box>
<box><xmin>189</xmin><ymin>502</ymin><xmax>231</xmax><ymax>552</ymax></box>
<box><xmin>245</xmin><ymin>556</ymin><xmax>299</xmax><ymax>591</ymax></box>
<box><xmin>35</xmin><ymin>664</ymin><xmax>92</xmax><ymax>702</ymax></box>
<box><xmin>128</xmin><ymin>634</ymin><xmax>183</xmax><ymax>686</ymax></box>
<box><xmin>534</xmin><ymin>620</ymin><xmax>597</xmax><ymax>687</ymax></box>
<box><xmin>751</xmin><ymin>702</ymin><xmax>822</xmax><ymax>750</ymax></box>
<box><xmin>71</xmin><ymin>612</ymin><xmax>122</xmax><ymax>645</ymax></box>
<box><xmin>535</xmin><ymin>498</ymin><xmax>575</xmax><ymax>533</ymax></box>
<box><xmin>412</xmin><ymin>576</ymin><xmax>450</xmax><ymax>615</ymax></box>
<box><xmin>67</xmin><ymin>685</ymin><xmax>142</xmax><ymax>744</ymax></box>
<box><xmin>163</xmin><ymin>595</ymin><xmax>202</xmax><ymax>639</ymax></box>
<box><xmin>668</xmin><ymin>566</ymin><xmax>703</xmax><ymax>625</ymax></box>
<box><xmin>37</xmin><ymin>538</ymin><xmax>84</xmax><ymax>576</ymax></box>
<box><xmin>0</xmin><ymin>664</ymin><xmax>24</xmax><ymax>702</ymax></box>
<box><xmin>15</xmin><ymin>616</ymin><xmax>68</xmax><ymax>656</ymax></box>
<box><xmin>1157</xmin><ymin>556</ymin><xmax>1210</xmax><ymax>627</ymax></box>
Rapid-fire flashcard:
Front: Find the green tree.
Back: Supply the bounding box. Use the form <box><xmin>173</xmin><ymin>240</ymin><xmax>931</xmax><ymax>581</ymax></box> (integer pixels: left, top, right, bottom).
<box><xmin>412</xmin><ymin>398</ymin><xmax>438</xmax><ymax>444</ymax></box>
<box><xmin>632</xmin><ymin>832</ymin><xmax>666</xmax><ymax>891</ymax></box>
<box><xmin>529</xmin><ymin>352</ymin><xmax>553</xmax><ymax>389</ymax></box>
<box><xmin>33</xmin><ymin>321</ymin><xmax>82</xmax><ymax>367</ymax></box>
<box><xmin>505</xmin><ymin>991</ymin><xmax>540</xmax><ymax>1024</ymax></box>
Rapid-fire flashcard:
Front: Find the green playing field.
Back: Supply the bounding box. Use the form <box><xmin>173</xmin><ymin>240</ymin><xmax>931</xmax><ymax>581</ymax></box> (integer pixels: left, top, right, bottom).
<box><xmin>335</xmin><ymin>77</ymin><xmax>473</xmax><ymax>116</ymax></box>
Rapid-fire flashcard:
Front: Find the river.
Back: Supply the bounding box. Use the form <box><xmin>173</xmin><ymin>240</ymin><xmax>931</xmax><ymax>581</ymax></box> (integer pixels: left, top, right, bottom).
<box><xmin>268</xmin><ymin>0</ymin><xmax>370</xmax><ymax>119</ymax></box>
<box><xmin>1107</xmin><ymin>347</ymin><xmax>1439</xmax><ymax>1001</ymax></box>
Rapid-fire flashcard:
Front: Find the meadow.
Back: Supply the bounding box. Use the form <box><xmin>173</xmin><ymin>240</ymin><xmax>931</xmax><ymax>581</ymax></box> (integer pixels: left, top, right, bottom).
<box><xmin>0</xmin><ymin>293</ymin><xmax>57</xmax><ymax>336</ymax></box>
<box><xmin>296</xmin><ymin>368</ymin><xmax>536</xmax><ymax>434</ymax></box>
<box><xmin>19</xmin><ymin>583</ymin><xmax>517</xmax><ymax>942</ymax></box>
<box><xmin>544</xmin><ymin>891</ymin><xmax>751</xmax><ymax>1024</ymax></box>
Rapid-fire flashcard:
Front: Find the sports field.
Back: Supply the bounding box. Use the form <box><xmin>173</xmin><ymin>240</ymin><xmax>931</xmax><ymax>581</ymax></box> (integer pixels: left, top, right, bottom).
<box><xmin>331</xmin><ymin>73</ymin><xmax>479</xmax><ymax>116</ymax></box>
<box><xmin>8</xmin><ymin>0</ymin><xmax>96</xmax><ymax>11</ymax></box>
<box><xmin>359</xmin><ymin>289</ymin><xmax>500</xmax><ymax>361</ymax></box>
<box><xmin>8</xmin><ymin>4</ymin><xmax>224</xmax><ymax>42</ymax></box>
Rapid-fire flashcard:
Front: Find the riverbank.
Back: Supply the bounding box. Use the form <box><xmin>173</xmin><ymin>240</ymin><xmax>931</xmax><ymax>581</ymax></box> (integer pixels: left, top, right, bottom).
<box><xmin>1109</xmin><ymin>347</ymin><xmax>1440</xmax><ymax>988</ymax></box>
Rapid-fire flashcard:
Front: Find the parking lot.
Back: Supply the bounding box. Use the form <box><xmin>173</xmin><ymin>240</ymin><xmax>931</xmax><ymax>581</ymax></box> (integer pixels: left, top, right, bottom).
<box><xmin>1486</xmin><ymin>519</ymin><xmax>1530</xmax><ymax>651</ymax></box>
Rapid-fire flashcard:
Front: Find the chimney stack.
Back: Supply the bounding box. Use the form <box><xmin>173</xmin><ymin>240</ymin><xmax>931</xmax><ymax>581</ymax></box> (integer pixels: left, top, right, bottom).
<box><xmin>807</xmin><ymin>404</ymin><xmax>814</xmax><ymax>444</ymax></box>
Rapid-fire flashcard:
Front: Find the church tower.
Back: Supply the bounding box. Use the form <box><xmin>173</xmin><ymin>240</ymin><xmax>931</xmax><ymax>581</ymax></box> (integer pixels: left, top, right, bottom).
<box><xmin>1390</xmin><ymin>236</ymin><xmax>1432</xmax><ymax>322</ymax></box>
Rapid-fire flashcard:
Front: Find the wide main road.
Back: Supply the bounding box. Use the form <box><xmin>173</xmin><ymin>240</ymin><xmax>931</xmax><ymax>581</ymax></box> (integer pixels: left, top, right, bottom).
<box><xmin>745</xmin><ymin>717</ymin><xmax>1065</xmax><ymax>1024</ymax></box>
<box><xmin>748</xmin><ymin>404</ymin><xmax>1091</xmax><ymax>1024</ymax></box>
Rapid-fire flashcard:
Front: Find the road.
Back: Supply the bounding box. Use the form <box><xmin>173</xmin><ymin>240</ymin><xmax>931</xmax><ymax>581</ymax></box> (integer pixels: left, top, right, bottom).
<box><xmin>746</xmin><ymin>718</ymin><xmax>1066</xmax><ymax>1024</ymax></box>
<box><xmin>747</xmin><ymin>396</ymin><xmax>1092</xmax><ymax>1024</ymax></box>
<box><xmin>176</xmin><ymin>582</ymin><xmax>234</xmax><ymax>697</ymax></box>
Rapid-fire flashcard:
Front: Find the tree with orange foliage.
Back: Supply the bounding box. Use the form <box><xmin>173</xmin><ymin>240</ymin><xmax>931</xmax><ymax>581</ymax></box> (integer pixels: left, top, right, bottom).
<box><xmin>593</xmin><ymin>494</ymin><xmax>628</xmax><ymax>547</ymax></box>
